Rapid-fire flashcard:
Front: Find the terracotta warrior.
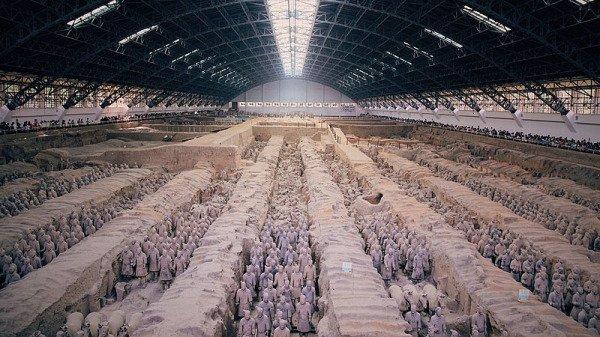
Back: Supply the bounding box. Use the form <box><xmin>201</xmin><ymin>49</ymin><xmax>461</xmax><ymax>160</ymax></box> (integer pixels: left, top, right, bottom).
<box><xmin>428</xmin><ymin>307</ymin><xmax>447</xmax><ymax>337</ymax></box>
<box><xmin>257</xmin><ymin>292</ymin><xmax>275</xmax><ymax>320</ymax></box>
<box><xmin>158</xmin><ymin>253</ymin><xmax>173</xmax><ymax>290</ymax></box>
<box><xmin>134</xmin><ymin>249</ymin><xmax>148</xmax><ymax>280</ymax></box>
<box><xmin>471</xmin><ymin>309</ymin><xmax>487</xmax><ymax>337</ymax></box>
<box><xmin>272</xmin><ymin>319</ymin><xmax>290</xmax><ymax>337</ymax></box>
<box><xmin>120</xmin><ymin>247</ymin><xmax>134</xmax><ymax>278</ymax></box>
<box><xmin>296</xmin><ymin>295</ymin><xmax>312</xmax><ymax>334</ymax></box>
<box><xmin>235</xmin><ymin>281</ymin><xmax>252</xmax><ymax>318</ymax></box>
<box><xmin>237</xmin><ymin>310</ymin><xmax>256</xmax><ymax>337</ymax></box>
<box><xmin>404</xmin><ymin>306</ymin><xmax>421</xmax><ymax>337</ymax></box>
<box><xmin>255</xmin><ymin>307</ymin><xmax>271</xmax><ymax>337</ymax></box>
<box><xmin>548</xmin><ymin>288</ymin><xmax>564</xmax><ymax>311</ymax></box>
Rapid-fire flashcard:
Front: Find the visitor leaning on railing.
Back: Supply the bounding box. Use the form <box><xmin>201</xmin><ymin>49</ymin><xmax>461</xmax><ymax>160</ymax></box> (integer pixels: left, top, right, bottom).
<box><xmin>376</xmin><ymin>116</ymin><xmax>600</xmax><ymax>154</ymax></box>
<box><xmin>0</xmin><ymin>110</ymin><xmax>207</xmax><ymax>136</ymax></box>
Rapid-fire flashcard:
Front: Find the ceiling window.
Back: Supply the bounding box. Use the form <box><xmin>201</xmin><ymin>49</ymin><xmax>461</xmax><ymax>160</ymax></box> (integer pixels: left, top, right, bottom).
<box><xmin>118</xmin><ymin>25</ymin><xmax>159</xmax><ymax>45</ymax></box>
<box><xmin>423</xmin><ymin>28</ymin><xmax>463</xmax><ymax>49</ymax></box>
<box><xmin>67</xmin><ymin>0</ymin><xmax>122</xmax><ymax>28</ymax></box>
<box><xmin>149</xmin><ymin>39</ymin><xmax>181</xmax><ymax>57</ymax></box>
<box><xmin>385</xmin><ymin>51</ymin><xmax>413</xmax><ymax>66</ymax></box>
<box><xmin>403</xmin><ymin>42</ymin><xmax>434</xmax><ymax>60</ymax></box>
<box><xmin>461</xmin><ymin>5</ymin><xmax>511</xmax><ymax>33</ymax></box>
<box><xmin>266</xmin><ymin>0</ymin><xmax>319</xmax><ymax>77</ymax></box>
<box><xmin>172</xmin><ymin>49</ymin><xmax>200</xmax><ymax>63</ymax></box>
<box><xmin>569</xmin><ymin>0</ymin><xmax>595</xmax><ymax>5</ymax></box>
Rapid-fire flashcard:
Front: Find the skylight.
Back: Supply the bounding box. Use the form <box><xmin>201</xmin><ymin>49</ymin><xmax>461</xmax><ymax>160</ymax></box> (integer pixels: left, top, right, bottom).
<box><xmin>461</xmin><ymin>5</ymin><xmax>511</xmax><ymax>33</ymax></box>
<box><xmin>570</xmin><ymin>0</ymin><xmax>595</xmax><ymax>5</ymax></box>
<box><xmin>201</xmin><ymin>62</ymin><xmax>225</xmax><ymax>75</ymax></box>
<box><xmin>118</xmin><ymin>25</ymin><xmax>159</xmax><ymax>45</ymax></box>
<box><xmin>424</xmin><ymin>28</ymin><xmax>463</xmax><ymax>49</ymax></box>
<box><xmin>67</xmin><ymin>0</ymin><xmax>121</xmax><ymax>28</ymax></box>
<box><xmin>149</xmin><ymin>39</ymin><xmax>181</xmax><ymax>57</ymax></box>
<box><xmin>385</xmin><ymin>51</ymin><xmax>413</xmax><ymax>66</ymax></box>
<box><xmin>357</xmin><ymin>69</ymin><xmax>374</xmax><ymax>79</ymax></box>
<box><xmin>375</xmin><ymin>59</ymin><xmax>396</xmax><ymax>72</ymax></box>
<box><xmin>265</xmin><ymin>0</ymin><xmax>319</xmax><ymax>77</ymax></box>
<box><xmin>403</xmin><ymin>42</ymin><xmax>434</xmax><ymax>60</ymax></box>
<box><xmin>187</xmin><ymin>56</ymin><xmax>214</xmax><ymax>70</ymax></box>
<box><xmin>172</xmin><ymin>49</ymin><xmax>200</xmax><ymax>63</ymax></box>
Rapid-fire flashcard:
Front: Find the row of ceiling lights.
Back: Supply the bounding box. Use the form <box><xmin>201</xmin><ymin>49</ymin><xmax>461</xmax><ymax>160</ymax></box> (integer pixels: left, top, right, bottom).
<box><xmin>66</xmin><ymin>0</ymin><xmax>249</xmax><ymax>89</ymax></box>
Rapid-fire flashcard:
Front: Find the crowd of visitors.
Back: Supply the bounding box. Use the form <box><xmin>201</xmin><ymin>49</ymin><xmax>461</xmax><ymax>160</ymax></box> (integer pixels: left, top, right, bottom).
<box><xmin>388</xmin><ymin>118</ymin><xmax>600</xmax><ymax>154</ymax></box>
<box><xmin>0</xmin><ymin>111</ymin><xmax>204</xmax><ymax>135</ymax></box>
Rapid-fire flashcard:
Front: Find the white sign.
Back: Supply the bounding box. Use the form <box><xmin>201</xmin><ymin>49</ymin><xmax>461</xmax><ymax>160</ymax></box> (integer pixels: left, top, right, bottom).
<box><xmin>517</xmin><ymin>289</ymin><xmax>530</xmax><ymax>302</ymax></box>
<box><xmin>342</xmin><ymin>262</ymin><xmax>352</xmax><ymax>273</ymax></box>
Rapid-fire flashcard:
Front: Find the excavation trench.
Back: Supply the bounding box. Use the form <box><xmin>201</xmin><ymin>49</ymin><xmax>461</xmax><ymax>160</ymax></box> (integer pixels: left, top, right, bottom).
<box><xmin>0</xmin><ymin>165</ymin><xmax>119</xmax><ymax>219</ymax></box>
<box><xmin>233</xmin><ymin>140</ymin><xmax>320</xmax><ymax>337</ymax></box>
<box><xmin>398</xmin><ymin>145</ymin><xmax>599</xmax><ymax>253</ymax></box>
<box><xmin>54</xmin><ymin>171</ymin><xmax>241</xmax><ymax>337</ymax></box>
<box><xmin>327</xmin><ymin>133</ymin><xmax>596</xmax><ymax>337</ymax></box>
<box><xmin>419</xmin><ymin>141</ymin><xmax>600</xmax><ymax>213</ymax></box>
<box><xmin>132</xmin><ymin>136</ymin><xmax>284</xmax><ymax>337</ymax></box>
<box><xmin>1</xmin><ymin>171</ymin><xmax>173</xmax><ymax>289</ymax></box>
<box><xmin>365</xmin><ymin>145</ymin><xmax>599</xmax><ymax>330</ymax></box>
<box><xmin>0</xmin><ymin>168</ymin><xmax>156</xmax><ymax>251</ymax></box>
<box><xmin>0</xmin><ymin>165</ymin><xmax>215</xmax><ymax>337</ymax></box>
<box><xmin>319</xmin><ymin>142</ymin><xmax>456</xmax><ymax>337</ymax></box>
<box><xmin>299</xmin><ymin>138</ymin><xmax>410</xmax><ymax>337</ymax></box>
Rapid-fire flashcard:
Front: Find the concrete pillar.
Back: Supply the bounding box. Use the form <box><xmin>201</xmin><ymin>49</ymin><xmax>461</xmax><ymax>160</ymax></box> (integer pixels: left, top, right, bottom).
<box><xmin>0</xmin><ymin>105</ymin><xmax>12</xmax><ymax>122</ymax></box>
<box><xmin>477</xmin><ymin>109</ymin><xmax>487</xmax><ymax>123</ymax></box>
<box><xmin>452</xmin><ymin>108</ymin><xmax>460</xmax><ymax>121</ymax></box>
<box><xmin>56</xmin><ymin>106</ymin><xmax>67</xmax><ymax>122</ymax></box>
<box><xmin>512</xmin><ymin>109</ymin><xmax>524</xmax><ymax>128</ymax></box>
<box><xmin>91</xmin><ymin>106</ymin><xmax>104</xmax><ymax>121</ymax></box>
<box><xmin>561</xmin><ymin>110</ymin><xmax>577</xmax><ymax>133</ymax></box>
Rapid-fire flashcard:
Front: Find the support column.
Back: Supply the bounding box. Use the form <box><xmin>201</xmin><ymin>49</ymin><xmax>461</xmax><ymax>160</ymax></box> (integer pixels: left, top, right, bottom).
<box><xmin>0</xmin><ymin>105</ymin><xmax>12</xmax><ymax>122</ymax></box>
<box><xmin>562</xmin><ymin>110</ymin><xmax>577</xmax><ymax>133</ymax></box>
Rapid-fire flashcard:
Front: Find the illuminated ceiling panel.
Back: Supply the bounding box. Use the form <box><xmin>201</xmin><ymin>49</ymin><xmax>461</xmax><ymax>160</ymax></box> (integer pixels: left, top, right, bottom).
<box><xmin>461</xmin><ymin>5</ymin><xmax>511</xmax><ymax>33</ymax></box>
<box><xmin>67</xmin><ymin>0</ymin><xmax>122</xmax><ymax>28</ymax></box>
<box><xmin>118</xmin><ymin>25</ymin><xmax>159</xmax><ymax>45</ymax></box>
<box><xmin>266</xmin><ymin>0</ymin><xmax>319</xmax><ymax>77</ymax></box>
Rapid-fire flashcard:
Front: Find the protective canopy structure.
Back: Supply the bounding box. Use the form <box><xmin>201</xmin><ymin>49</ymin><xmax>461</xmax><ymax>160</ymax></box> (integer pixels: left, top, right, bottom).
<box><xmin>0</xmin><ymin>0</ymin><xmax>598</xmax><ymax>113</ymax></box>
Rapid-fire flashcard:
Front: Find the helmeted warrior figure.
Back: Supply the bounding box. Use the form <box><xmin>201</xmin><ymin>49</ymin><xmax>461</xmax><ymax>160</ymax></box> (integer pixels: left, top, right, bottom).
<box><xmin>237</xmin><ymin>310</ymin><xmax>256</xmax><ymax>337</ymax></box>
<box><xmin>428</xmin><ymin>307</ymin><xmax>447</xmax><ymax>337</ymax></box>
<box><xmin>236</xmin><ymin>281</ymin><xmax>252</xmax><ymax>318</ymax></box>
<box><xmin>255</xmin><ymin>307</ymin><xmax>271</xmax><ymax>337</ymax></box>
<box><xmin>471</xmin><ymin>309</ymin><xmax>487</xmax><ymax>337</ymax></box>
<box><xmin>404</xmin><ymin>305</ymin><xmax>422</xmax><ymax>337</ymax></box>
<box><xmin>272</xmin><ymin>319</ymin><xmax>291</xmax><ymax>337</ymax></box>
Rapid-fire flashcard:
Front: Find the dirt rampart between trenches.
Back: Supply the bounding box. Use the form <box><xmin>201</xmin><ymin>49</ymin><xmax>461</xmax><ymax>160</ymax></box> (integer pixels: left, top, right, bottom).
<box><xmin>409</xmin><ymin>127</ymin><xmax>600</xmax><ymax>188</ymax></box>
<box><xmin>133</xmin><ymin>136</ymin><xmax>283</xmax><ymax>337</ymax></box>
<box><xmin>331</xmin><ymin>135</ymin><xmax>596</xmax><ymax>337</ymax></box>
<box><xmin>0</xmin><ymin>166</ymin><xmax>215</xmax><ymax>337</ymax></box>
<box><xmin>300</xmin><ymin>138</ymin><xmax>410</xmax><ymax>337</ymax></box>
<box><xmin>0</xmin><ymin>168</ymin><xmax>153</xmax><ymax>251</ymax></box>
